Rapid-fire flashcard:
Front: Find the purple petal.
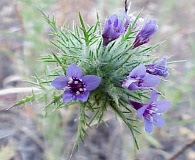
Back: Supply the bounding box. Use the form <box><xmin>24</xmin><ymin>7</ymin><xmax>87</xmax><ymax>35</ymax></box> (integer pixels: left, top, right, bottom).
<box><xmin>142</xmin><ymin>74</ymin><xmax>160</xmax><ymax>87</ymax></box>
<box><xmin>156</xmin><ymin>100</ymin><xmax>171</xmax><ymax>113</ymax></box>
<box><xmin>142</xmin><ymin>20</ymin><xmax>158</xmax><ymax>35</ymax></box>
<box><xmin>152</xmin><ymin>114</ymin><xmax>164</xmax><ymax>126</ymax></box>
<box><xmin>122</xmin><ymin>78</ymin><xmax>137</xmax><ymax>89</ymax></box>
<box><xmin>132</xmin><ymin>19</ymin><xmax>158</xmax><ymax>49</ymax></box>
<box><xmin>82</xmin><ymin>75</ymin><xmax>101</xmax><ymax>91</ymax></box>
<box><xmin>105</xmin><ymin>24</ymin><xmax>123</xmax><ymax>40</ymax></box>
<box><xmin>149</xmin><ymin>90</ymin><xmax>159</xmax><ymax>104</ymax></box>
<box><xmin>137</xmin><ymin>105</ymin><xmax>148</xmax><ymax>118</ymax></box>
<box><xmin>139</xmin><ymin>20</ymin><xmax>158</xmax><ymax>40</ymax></box>
<box><xmin>66</xmin><ymin>64</ymin><xmax>83</xmax><ymax>78</ymax></box>
<box><xmin>102</xmin><ymin>14</ymin><xmax>125</xmax><ymax>46</ymax></box>
<box><xmin>62</xmin><ymin>90</ymin><xmax>74</xmax><ymax>104</ymax></box>
<box><xmin>109</xmin><ymin>14</ymin><xmax>118</xmax><ymax>22</ymax></box>
<box><xmin>146</xmin><ymin>57</ymin><xmax>169</xmax><ymax>77</ymax></box>
<box><xmin>117</xmin><ymin>19</ymin><xmax>125</xmax><ymax>32</ymax></box>
<box><xmin>76</xmin><ymin>91</ymin><xmax>90</xmax><ymax>102</ymax></box>
<box><xmin>128</xmin><ymin>82</ymin><xmax>139</xmax><ymax>90</ymax></box>
<box><xmin>128</xmin><ymin>82</ymin><xmax>151</xmax><ymax>90</ymax></box>
<box><xmin>144</xmin><ymin>117</ymin><xmax>153</xmax><ymax>133</ymax></box>
<box><xmin>130</xmin><ymin>64</ymin><xmax>146</xmax><ymax>78</ymax></box>
<box><xmin>51</xmin><ymin>76</ymin><xmax>68</xmax><ymax>90</ymax></box>
<box><xmin>113</xmin><ymin>18</ymin><xmax>119</xmax><ymax>27</ymax></box>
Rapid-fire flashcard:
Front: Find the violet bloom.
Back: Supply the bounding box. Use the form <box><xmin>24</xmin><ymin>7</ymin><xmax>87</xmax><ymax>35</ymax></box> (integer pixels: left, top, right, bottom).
<box><xmin>122</xmin><ymin>64</ymin><xmax>160</xmax><ymax>90</ymax></box>
<box><xmin>146</xmin><ymin>57</ymin><xmax>169</xmax><ymax>77</ymax></box>
<box><xmin>120</xmin><ymin>9</ymin><xmax>131</xmax><ymax>31</ymax></box>
<box><xmin>51</xmin><ymin>64</ymin><xmax>101</xmax><ymax>104</ymax></box>
<box><xmin>129</xmin><ymin>90</ymin><xmax>171</xmax><ymax>133</ymax></box>
<box><xmin>132</xmin><ymin>20</ymin><xmax>158</xmax><ymax>49</ymax></box>
<box><xmin>102</xmin><ymin>14</ymin><xmax>125</xmax><ymax>46</ymax></box>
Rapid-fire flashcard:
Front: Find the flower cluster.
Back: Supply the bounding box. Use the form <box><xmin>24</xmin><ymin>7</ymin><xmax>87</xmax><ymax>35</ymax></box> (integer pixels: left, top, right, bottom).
<box><xmin>28</xmin><ymin>4</ymin><xmax>174</xmax><ymax>149</ymax></box>
<box><xmin>51</xmin><ymin>10</ymin><xmax>170</xmax><ymax>134</ymax></box>
<box><xmin>121</xmin><ymin>58</ymin><xmax>170</xmax><ymax>133</ymax></box>
<box><xmin>100</xmin><ymin>10</ymin><xmax>171</xmax><ymax>133</ymax></box>
<box><xmin>102</xmin><ymin>11</ymin><xmax>158</xmax><ymax>48</ymax></box>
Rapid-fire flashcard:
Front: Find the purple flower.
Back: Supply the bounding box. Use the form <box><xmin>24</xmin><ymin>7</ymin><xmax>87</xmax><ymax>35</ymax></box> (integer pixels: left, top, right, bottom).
<box><xmin>132</xmin><ymin>20</ymin><xmax>158</xmax><ymax>49</ymax></box>
<box><xmin>129</xmin><ymin>90</ymin><xmax>171</xmax><ymax>133</ymax></box>
<box><xmin>122</xmin><ymin>64</ymin><xmax>160</xmax><ymax>90</ymax></box>
<box><xmin>51</xmin><ymin>64</ymin><xmax>101</xmax><ymax>104</ymax></box>
<box><xmin>146</xmin><ymin>57</ymin><xmax>169</xmax><ymax>77</ymax></box>
<box><xmin>102</xmin><ymin>14</ymin><xmax>125</xmax><ymax>46</ymax></box>
<box><xmin>119</xmin><ymin>9</ymin><xmax>132</xmax><ymax>31</ymax></box>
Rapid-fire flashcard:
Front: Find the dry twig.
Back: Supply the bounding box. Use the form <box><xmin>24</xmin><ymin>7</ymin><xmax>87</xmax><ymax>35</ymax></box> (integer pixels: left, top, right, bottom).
<box><xmin>168</xmin><ymin>139</ymin><xmax>195</xmax><ymax>160</ymax></box>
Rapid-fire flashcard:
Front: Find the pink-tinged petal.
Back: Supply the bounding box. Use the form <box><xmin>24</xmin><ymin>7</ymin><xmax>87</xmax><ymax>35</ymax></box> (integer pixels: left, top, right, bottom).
<box><xmin>82</xmin><ymin>75</ymin><xmax>101</xmax><ymax>91</ymax></box>
<box><xmin>76</xmin><ymin>91</ymin><xmax>90</xmax><ymax>102</ymax></box>
<box><xmin>137</xmin><ymin>105</ymin><xmax>148</xmax><ymax>118</ymax></box>
<box><xmin>66</xmin><ymin>64</ymin><xmax>83</xmax><ymax>78</ymax></box>
<box><xmin>144</xmin><ymin>117</ymin><xmax>153</xmax><ymax>133</ymax></box>
<box><xmin>62</xmin><ymin>90</ymin><xmax>74</xmax><ymax>104</ymax></box>
<box><xmin>149</xmin><ymin>90</ymin><xmax>159</xmax><ymax>104</ymax></box>
<box><xmin>143</xmin><ymin>74</ymin><xmax>160</xmax><ymax>87</ymax></box>
<box><xmin>153</xmin><ymin>114</ymin><xmax>164</xmax><ymax>126</ymax></box>
<box><xmin>156</xmin><ymin>100</ymin><xmax>171</xmax><ymax>113</ymax></box>
<box><xmin>51</xmin><ymin>76</ymin><xmax>68</xmax><ymax>90</ymax></box>
<box><xmin>130</xmin><ymin>64</ymin><xmax>146</xmax><ymax>78</ymax></box>
<box><xmin>122</xmin><ymin>78</ymin><xmax>137</xmax><ymax>89</ymax></box>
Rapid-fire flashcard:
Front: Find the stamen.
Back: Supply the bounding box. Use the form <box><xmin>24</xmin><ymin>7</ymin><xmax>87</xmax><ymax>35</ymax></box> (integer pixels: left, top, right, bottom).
<box><xmin>65</xmin><ymin>86</ymin><xmax>70</xmax><ymax>89</ymax></box>
<box><xmin>148</xmin><ymin>110</ymin><xmax>154</xmax><ymax>114</ymax></box>
<box><xmin>151</xmin><ymin>107</ymin><xmax>158</xmax><ymax>111</ymax></box>
<box><xmin>68</xmin><ymin>80</ymin><xmax>73</xmax><ymax>84</ymax></box>
<box><xmin>74</xmin><ymin>81</ymin><xmax>79</xmax><ymax>84</ymax></box>
<box><xmin>148</xmin><ymin>115</ymin><xmax>153</xmax><ymax>122</ymax></box>
<box><xmin>76</xmin><ymin>91</ymin><xmax>80</xmax><ymax>95</ymax></box>
<box><xmin>146</xmin><ymin>114</ymin><xmax>153</xmax><ymax>122</ymax></box>
<box><xmin>79</xmin><ymin>88</ymin><xmax>83</xmax><ymax>92</ymax></box>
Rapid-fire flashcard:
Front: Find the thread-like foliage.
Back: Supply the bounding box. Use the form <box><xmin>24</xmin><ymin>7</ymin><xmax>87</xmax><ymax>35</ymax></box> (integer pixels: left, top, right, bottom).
<box><xmin>16</xmin><ymin>10</ymin><xmax>168</xmax><ymax>152</ymax></box>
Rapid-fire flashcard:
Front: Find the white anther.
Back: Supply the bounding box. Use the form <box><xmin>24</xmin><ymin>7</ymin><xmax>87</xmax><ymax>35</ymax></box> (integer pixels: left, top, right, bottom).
<box><xmin>151</xmin><ymin>107</ymin><xmax>158</xmax><ymax>111</ymax></box>
<box><xmin>79</xmin><ymin>88</ymin><xmax>83</xmax><ymax>92</ymax></box>
<box><xmin>65</xmin><ymin>86</ymin><xmax>70</xmax><ymax>89</ymax></box>
<box><xmin>149</xmin><ymin>116</ymin><xmax>153</xmax><ymax>122</ymax></box>
<box><xmin>146</xmin><ymin>115</ymin><xmax>153</xmax><ymax>122</ymax></box>
<box><xmin>148</xmin><ymin>110</ymin><xmax>154</xmax><ymax>114</ymax></box>
<box><xmin>74</xmin><ymin>81</ymin><xmax>79</xmax><ymax>84</ymax></box>
<box><xmin>68</xmin><ymin>78</ymin><xmax>73</xmax><ymax>84</ymax></box>
<box><xmin>76</xmin><ymin>91</ymin><xmax>80</xmax><ymax>95</ymax></box>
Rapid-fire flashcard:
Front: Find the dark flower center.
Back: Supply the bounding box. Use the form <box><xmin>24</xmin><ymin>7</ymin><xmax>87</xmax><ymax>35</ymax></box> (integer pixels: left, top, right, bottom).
<box><xmin>137</xmin><ymin>79</ymin><xmax>144</xmax><ymax>86</ymax></box>
<box><xmin>67</xmin><ymin>77</ymin><xmax>86</xmax><ymax>95</ymax></box>
<box><xmin>144</xmin><ymin>104</ymin><xmax>158</xmax><ymax>122</ymax></box>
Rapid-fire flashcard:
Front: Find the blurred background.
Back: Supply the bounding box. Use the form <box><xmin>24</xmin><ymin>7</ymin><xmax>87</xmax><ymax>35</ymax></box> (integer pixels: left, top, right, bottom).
<box><xmin>0</xmin><ymin>0</ymin><xmax>194</xmax><ymax>160</ymax></box>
